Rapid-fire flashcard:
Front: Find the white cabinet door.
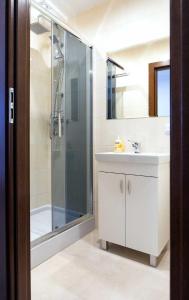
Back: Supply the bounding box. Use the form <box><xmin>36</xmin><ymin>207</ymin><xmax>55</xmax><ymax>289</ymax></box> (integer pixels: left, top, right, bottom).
<box><xmin>98</xmin><ymin>172</ymin><xmax>125</xmax><ymax>246</ymax></box>
<box><xmin>126</xmin><ymin>175</ymin><xmax>158</xmax><ymax>254</ymax></box>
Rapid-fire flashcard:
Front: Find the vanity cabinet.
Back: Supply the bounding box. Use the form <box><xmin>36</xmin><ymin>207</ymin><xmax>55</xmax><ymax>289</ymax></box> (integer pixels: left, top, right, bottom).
<box><xmin>125</xmin><ymin>175</ymin><xmax>158</xmax><ymax>255</ymax></box>
<box><xmin>98</xmin><ymin>172</ymin><xmax>125</xmax><ymax>247</ymax></box>
<box><xmin>96</xmin><ymin>153</ymin><xmax>170</xmax><ymax>267</ymax></box>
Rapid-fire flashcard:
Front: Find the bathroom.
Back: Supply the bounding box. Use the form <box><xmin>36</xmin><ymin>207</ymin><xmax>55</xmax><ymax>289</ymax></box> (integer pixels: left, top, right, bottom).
<box><xmin>29</xmin><ymin>0</ymin><xmax>170</xmax><ymax>298</ymax></box>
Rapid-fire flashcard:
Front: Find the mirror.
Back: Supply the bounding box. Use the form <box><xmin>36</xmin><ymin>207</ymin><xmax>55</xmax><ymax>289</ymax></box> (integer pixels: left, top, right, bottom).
<box><xmin>107</xmin><ymin>39</ymin><xmax>170</xmax><ymax>119</ymax></box>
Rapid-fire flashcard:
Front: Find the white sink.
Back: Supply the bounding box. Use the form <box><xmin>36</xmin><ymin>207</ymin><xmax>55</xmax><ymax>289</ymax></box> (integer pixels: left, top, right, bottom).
<box><xmin>95</xmin><ymin>152</ymin><xmax>170</xmax><ymax>164</ymax></box>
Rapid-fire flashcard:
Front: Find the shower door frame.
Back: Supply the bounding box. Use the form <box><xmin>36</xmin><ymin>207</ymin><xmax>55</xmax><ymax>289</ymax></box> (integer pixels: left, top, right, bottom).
<box><xmin>2</xmin><ymin>0</ymin><xmax>189</xmax><ymax>299</ymax></box>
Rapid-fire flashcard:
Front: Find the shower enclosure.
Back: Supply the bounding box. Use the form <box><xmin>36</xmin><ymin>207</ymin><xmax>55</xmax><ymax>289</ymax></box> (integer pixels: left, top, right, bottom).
<box><xmin>30</xmin><ymin>6</ymin><xmax>93</xmax><ymax>245</ymax></box>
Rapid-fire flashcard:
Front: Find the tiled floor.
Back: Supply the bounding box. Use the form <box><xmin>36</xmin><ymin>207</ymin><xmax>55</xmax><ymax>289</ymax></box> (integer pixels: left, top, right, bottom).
<box><xmin>31</xmin><ymin>230</ymin><xmax>170</xmax><ymax>300</ymax></box>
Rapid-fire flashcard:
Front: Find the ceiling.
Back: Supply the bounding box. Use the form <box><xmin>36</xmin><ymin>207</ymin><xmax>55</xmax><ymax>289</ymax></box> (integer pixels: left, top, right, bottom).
<box><xmin>33</xmin><ymin>0</ymin><xmax>169</xmax><ymax>53</ymax></box>
<box><xmin>46</xmin><ymin>0</ymin><xmax>109</xmax><ymax>19</ymax></box>
<box><xmin>66</xmin><ymin>0</ymin><xmax>170</xmax><ymax>53</ymax></box>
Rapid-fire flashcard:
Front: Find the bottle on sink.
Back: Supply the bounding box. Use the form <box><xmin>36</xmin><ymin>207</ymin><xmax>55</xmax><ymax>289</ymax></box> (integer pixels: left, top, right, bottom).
<box><xmin>114</xmin><ymin>136</ymin><xmax>125</xmax><ymax>153</ymax></box>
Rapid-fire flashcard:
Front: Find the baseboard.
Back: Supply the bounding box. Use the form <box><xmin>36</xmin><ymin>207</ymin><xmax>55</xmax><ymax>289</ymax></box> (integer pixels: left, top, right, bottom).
<box><xmin>31</xmin><ymin>216</ymin><xmax>95</xmax><ymax>269</ymax></box>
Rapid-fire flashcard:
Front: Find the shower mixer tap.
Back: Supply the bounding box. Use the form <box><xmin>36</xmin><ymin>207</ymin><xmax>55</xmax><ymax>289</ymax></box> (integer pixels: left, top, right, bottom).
<box><xmin>50</xmin><ymin>113</ymin><xmax>64</xmax><ymax>139</ymax></box>
<box><xmin>58</xmin><ymin>113</ymin><xmax>62</xmax><ymax>138</ymax></box>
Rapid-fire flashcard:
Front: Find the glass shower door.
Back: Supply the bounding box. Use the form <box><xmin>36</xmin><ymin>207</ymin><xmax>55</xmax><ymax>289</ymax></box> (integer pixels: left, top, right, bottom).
<box><xmin>30</xmin><ymin>7</ymin><xmax>93</xmax><ymax>244</ymax></box>
<box><xmin>51</xmin><ymin>23</ymin><xmax>66</xmax><ymax>230</ymax></box>
<box><xmin>64</xmin><ymin>31</ymin><xmax>93</xmax><ymax>224</ymax></box>
<box><xmin>52</xmin><ymin>26</ymin><xmax>93</xmax><ymax>231</ymax></box>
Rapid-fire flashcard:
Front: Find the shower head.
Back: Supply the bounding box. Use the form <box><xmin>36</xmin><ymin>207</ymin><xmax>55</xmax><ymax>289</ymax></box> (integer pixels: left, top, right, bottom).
<box><xmin>30</xmin><ymin>15</ymin><xmax>50</xmax><ymax>35</ymax></box>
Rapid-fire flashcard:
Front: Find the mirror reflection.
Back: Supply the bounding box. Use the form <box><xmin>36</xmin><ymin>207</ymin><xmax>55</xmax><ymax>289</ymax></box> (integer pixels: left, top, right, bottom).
<box><xmin>149</xmin><ymin>61</ymin><xmax>170</xmax><ymax>117</ymax></box>
<box><xmin>107</xmin><ymin>39</ymin><xmax>170</xmax><ymax>119</ymax></box>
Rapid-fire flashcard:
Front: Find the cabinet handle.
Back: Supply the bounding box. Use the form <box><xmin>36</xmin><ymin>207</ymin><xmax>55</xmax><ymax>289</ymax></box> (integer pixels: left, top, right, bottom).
<box><xmin>120</xmin><ymin>180</ymin><xmax>124</xmax><ymax>194</ymax></box>
<box><xmin>128</xmin><ymin>180</ymin><xmax>132</xmax><ymax>194</ymax></box>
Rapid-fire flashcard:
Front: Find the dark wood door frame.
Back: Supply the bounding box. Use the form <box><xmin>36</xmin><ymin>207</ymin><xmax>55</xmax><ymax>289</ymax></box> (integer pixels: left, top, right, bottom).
<box><xmin>0</xmin><ymin>0</ymin><xmax>31</xmax><ymax>299</ymax></box>
<box><xmin>1</xmin><ymin>0</ymin><xmax>189</xmax><ymax>299</ymax></box>
<box><xmin>0</xmin><ymin>1</ymin><xmax>17</xmax><ymax>299</ymax></box>
<box><xmin>8</xmin><ymin>1</ymin><xmax>16</xmax><ymax>299</ymax></box>
<box><xmin>0</xmin><ymin>0</ymin><xmax>8</xmax><ymax>299</ymax></box>
<box><xmin>15</xmin><ymin>0</ymin><xmax>31</xmax><ymax>299</ymax></box>
<box><xmin>170</xmin><ymin>0</ymin><xmax>189</xmax><ymax>299</ymax></box>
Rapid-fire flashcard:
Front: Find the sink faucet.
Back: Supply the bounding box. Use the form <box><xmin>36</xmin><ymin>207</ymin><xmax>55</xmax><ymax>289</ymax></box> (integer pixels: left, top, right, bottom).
<box><xmin>128</xmin><ymin>140</ymin><xmax>141</xmax><ymax>153</ymax></box>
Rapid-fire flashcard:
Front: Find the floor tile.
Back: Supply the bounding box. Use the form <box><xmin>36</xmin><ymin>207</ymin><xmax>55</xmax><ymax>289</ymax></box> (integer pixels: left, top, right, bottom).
<box><xmin>31</xmin><ymin>230</ymin><xmax>170</xmax><ymax>300</ymax></box>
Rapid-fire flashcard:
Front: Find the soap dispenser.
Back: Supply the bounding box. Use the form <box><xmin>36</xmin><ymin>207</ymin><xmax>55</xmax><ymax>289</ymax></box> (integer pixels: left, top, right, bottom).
<box><xmin>114</xmin><ymin>136</ymin><xmax>125</xmax><ymax>152</ymax></box>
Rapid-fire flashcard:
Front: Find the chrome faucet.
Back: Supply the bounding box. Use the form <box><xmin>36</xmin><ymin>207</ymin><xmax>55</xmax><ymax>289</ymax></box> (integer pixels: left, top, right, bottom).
<box><xmin>128</xmin><ymin>140</ymin><xmax>141</xmax><ymax>153</ymax></box>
